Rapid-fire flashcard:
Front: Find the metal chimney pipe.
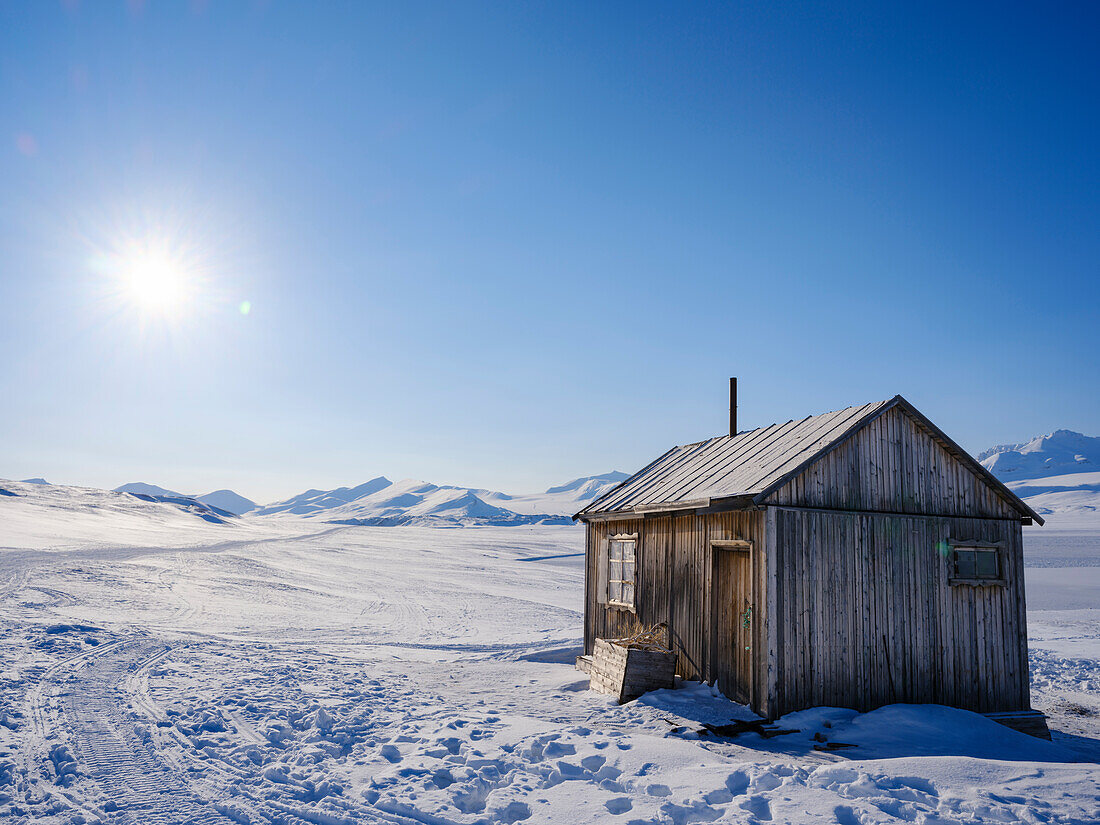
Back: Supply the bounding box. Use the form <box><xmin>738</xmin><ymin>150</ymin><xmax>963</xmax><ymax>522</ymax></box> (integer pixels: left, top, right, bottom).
<box><xmin>730</xmin><ymin>377</ymin><xmax>737</xmax><ymax>437</ymax></box>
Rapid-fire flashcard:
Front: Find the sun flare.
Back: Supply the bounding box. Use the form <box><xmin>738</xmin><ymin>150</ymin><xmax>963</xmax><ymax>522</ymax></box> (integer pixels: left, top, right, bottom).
<box><xmin>110</xmin><ymin>238</ymin><xmax>195</xmax><ymax>317</ymax></box>
<box><xmin>122</xmin><ymin>248</ymin><xmax>185</xmax><ymax>311</ymax></box>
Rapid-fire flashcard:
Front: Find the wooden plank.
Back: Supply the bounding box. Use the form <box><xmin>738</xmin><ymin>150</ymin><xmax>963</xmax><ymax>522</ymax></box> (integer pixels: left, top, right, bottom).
<box><xmin>764</xmin><ymin>506</ymin><xmax>778</xmax><ymax>719</ymax></box>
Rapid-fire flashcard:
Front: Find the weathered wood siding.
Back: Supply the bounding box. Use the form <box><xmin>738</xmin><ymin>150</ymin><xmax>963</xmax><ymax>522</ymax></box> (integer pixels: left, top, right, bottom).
<box><xmin>767</xmin><ymin>406</ymin><xmax>1021</xmax><ymax>520</ymax></box>
<box><xmin>584</xmin><ymin>510</ymin><xmax>771</xmax><ymax>714</ymax></box>
<box><xmin>772</xmin><ymin>507</ymin><xmax>1029</xmax><ymax>716</ymax></box>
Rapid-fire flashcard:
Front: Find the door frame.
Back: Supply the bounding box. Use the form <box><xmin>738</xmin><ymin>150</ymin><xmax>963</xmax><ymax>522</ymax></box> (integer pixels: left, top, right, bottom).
<box><xmin>709</xmin><ymin>539</ymin><xmax>755</xmax><ymax>707</ymax></box>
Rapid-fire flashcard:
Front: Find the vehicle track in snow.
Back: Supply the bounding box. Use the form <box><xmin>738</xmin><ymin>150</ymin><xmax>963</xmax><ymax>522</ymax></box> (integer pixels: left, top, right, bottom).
<box><xmin>56</xmin><ymin>637</ymin><xmax>242</xmax><ymax>825</ymax></box>
<box><xmin>47</xmin><ymin>636</ymin><xmax>404</xmax><ymax>825</ymax></box>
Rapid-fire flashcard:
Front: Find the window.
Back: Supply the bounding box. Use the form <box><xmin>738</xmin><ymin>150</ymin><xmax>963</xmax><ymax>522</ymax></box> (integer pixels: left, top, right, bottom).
<box><xmin>607</xmin><ymin>536</ymin><xmax>636</xmax><ymax>608</ymax></box>
<box><xmin>950</xmin><ymin>543</ymin><xmax>1003</xmax><ymax>584</ymax></box>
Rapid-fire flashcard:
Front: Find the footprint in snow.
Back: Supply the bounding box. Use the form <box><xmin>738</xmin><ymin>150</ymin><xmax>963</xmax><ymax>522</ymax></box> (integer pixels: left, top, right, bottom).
<box><xmin>660</xmin><ymin>800</ymin><xmax>723</xmax><ymax>823</ymax></box>
<box><xmin>543</xmin><ymin>740</ymin><xmax>575</xmax><ymax>758</ymax></box>
<box><xmin>753</xmin><ymin>772</ymin><xmax>783</xmax><ymax>792</ymax></box>
<box><xmin>436</xmin><ymin>736</ymin><xmax>464</xmax><ymax>754</ymax></box>
<box><xmin>494</xmin><ymin>800</ymin><xmax>532</xmax><ymax>823</ymax></box>
<box><xmin>704</xmin><ymin>788</ymin><xmax>733</xmax><ymax>804</ymax></box>
<box><xmin>740</xmin><ymin>795</ymin><xmax>773</xmax><ymax>821</ymax></box>
<box><xmin>380</xmin><ymin>744</ymin><xmax>401</xmax><ymax>763</ymax></box>
<box><xmin>725</xmin><ymin>771</ymin><xmax>750</xmax><ymax>795</ymax></box>
<box><xmin>581</xmin><ymin>754</ymin><xmax>606</xmax><ymax>772</ymax></box>
<box><xmin>605</xmin><ymin>797</ymin><xmax>633</xmax><ymax>814</ymax></box>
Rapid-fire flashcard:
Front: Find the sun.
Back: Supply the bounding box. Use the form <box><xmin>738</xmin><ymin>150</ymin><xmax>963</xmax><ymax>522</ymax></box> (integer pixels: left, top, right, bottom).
<box><xmin>113</xmin><ymin>238</ymin><xmax>194</xmax><ymax>316</ymax></box>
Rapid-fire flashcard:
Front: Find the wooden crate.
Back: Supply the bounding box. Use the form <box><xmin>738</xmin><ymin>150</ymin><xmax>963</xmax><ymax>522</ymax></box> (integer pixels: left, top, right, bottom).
<box><xmin>577</xmin><ymin>638</ymin><xmax>676</xmax><ymax>703</ymax></box>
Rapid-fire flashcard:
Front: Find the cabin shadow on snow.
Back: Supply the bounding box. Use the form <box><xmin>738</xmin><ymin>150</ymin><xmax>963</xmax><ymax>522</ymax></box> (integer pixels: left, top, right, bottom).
<box><xmin>633</xmin><ymin>686</ymin><xmax>1091</xmax><ymax>764</ymax></box>
<box><xmin>1048</xmin><ymin>730</ymin><xmax>1100</xmax><ymax>763</ymax></box>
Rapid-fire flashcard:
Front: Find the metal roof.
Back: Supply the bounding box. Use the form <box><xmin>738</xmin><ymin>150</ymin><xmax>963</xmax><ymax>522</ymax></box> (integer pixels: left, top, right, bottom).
<box><xmin>574</xmin><ymin>396</ymin><xmax>1043</xmax><ymax>524</ymax></box>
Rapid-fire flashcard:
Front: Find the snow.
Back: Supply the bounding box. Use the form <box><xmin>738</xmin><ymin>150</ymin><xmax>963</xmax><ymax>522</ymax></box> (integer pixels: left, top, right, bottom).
<box><xmin>115</xmin><ymin>483</ymin><xmax>258</xmax><ymax>516</ymax></box>
<box><xmin>545</xmin><ymin>472</ymin><xmax>630</xmax><ymax>496</ymax></box>
<box><xmin>979</xmin><ymin>430</ymin><xmax>1100</xmax><ymax>522</ymax></box>
<box><xmin>979</xmin><ymin>429</ymin><xmax>1099</xmax><ymax>478</ymax></box>
<box><xmin>195</xmin><ymin>490</ymin><xmax>259</xmax><ymax>516</ymax></box>
<box><xmin>0</xmin><ymin>479</ymin><xmax>258</xmax><ymax>550</ymax></box>
<box><xmin>1007</xmin><ymin>472</ymin><xmax>1100</xmax><ymax>521</ymax></box>
<box><xmin>114</xmin><ymin>481</ymin><xmax>184</xmax><ymax>497</ymax></box>
<box><xmin>251</xmin><ymin>473</ymin><xmax>627</xmax><ymax>526</ymax></box>
<box><xmin>1</xmin><ymin>481</ymin><xmax>1098</xmax><ymax>824</ymax></box>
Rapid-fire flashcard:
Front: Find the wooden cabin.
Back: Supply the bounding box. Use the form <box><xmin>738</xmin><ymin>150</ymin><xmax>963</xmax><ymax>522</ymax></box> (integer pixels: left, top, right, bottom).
<box><xmin>574</xmin><ymin>390</ymin><xmax>1046</xmax><ymax>733</ymax></box>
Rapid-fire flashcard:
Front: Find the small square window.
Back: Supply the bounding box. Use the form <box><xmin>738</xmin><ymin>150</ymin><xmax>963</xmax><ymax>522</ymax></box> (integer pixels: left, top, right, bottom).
<box><xmin>951</xmin><ymin>545</ymin><xmax>1001</xmax><ymax>583</ymax></box>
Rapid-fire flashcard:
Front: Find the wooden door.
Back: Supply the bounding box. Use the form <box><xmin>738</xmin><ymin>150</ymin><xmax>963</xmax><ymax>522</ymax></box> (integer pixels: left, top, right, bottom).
<box><xmin>711</xmin><ymin>546</ymin><xmax>753</xmax><ymax>703</ymax></box>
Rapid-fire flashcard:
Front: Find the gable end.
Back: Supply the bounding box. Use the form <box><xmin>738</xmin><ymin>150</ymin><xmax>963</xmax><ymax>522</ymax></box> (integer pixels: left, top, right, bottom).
<box><xmin>761</xmin><ymin>397</ymin><xmax>1042</xmax><ymax>523</ymax></box>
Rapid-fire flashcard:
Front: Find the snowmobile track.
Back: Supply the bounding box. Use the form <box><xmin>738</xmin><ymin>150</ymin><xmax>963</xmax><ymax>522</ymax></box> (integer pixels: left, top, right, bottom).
<box><xmin>50</xmin><ymin>636</ymin><xmax>402</xmax><ymax>825</ymax></box>
<box><xmin>58</xmin><ymin>637</ymin><xmax>241</xmax><ymax>825</ymax></box>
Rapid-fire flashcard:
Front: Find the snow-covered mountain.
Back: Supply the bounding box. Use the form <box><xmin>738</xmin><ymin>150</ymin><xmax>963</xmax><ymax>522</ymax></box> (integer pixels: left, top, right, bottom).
<box><xmin>252</xmin><ymin>477</ymin><xmax>394</xmax><ymax>516</ymax></box>
<box><xmin>195</xmin><ymin>489</ymin><xmax>258</xmax><ymax>515</ymax></box>
<box><xmin>321</xmin><ymin>480</ymin><xmax>566</xmax><ymax>527</ymax></box>
<box><xmin>980</xmin><ymin>430</ymin><xmax>1100</xmax><ymax>522</ymax></box>
<box><xmin>979</xmin><ymin>430</ymin><xmax>1098</xmax><ymax>478</ymax></box>
<box><xmin>114</xmin><ymin>482</ymin><xmax>257</xmax><ymax>515</ymax></box>
<box><xmin>253</xmin><ymin>472</ymin><xmax>629</xmax><ymax>527</ymax></box>
<box><xmin>17</xmin><ymin>471</ymin><xmax>631</xmax><ymax>528</ymax></box>
<box><xmin>480</xmin><ymin>471</ymin><xmax>630</xmax><ymax>517</ymax></box>
<box><xmin>0</xmin><ymin>479</ymin><xmax>245</xmax><ymax>545</ymax></box>
<box><xmin>115</xmin><ymin>481</ymin><xmax>183</xmax><ymax>497</ymax></box>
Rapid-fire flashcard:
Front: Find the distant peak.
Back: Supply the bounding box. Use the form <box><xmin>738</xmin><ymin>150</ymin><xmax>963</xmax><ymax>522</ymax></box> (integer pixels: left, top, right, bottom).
<box><xmin>980</xmin><ymin>429</ymin><xmax>1098</xmax><ymax>480</ymax></box>
<box><xmin>545</xmin><ymin>471</ymin><xmax>630</xmax><ymax>495</ymax></box>
<box><xmin>196</xmin><ymin>489</ymin><xmax>258</xmax><ymax>516</ymax></box>
<box><xmin>114</xmin><ymin>481</ymin><xmax>183</xmax><ymax>497</ymax></box>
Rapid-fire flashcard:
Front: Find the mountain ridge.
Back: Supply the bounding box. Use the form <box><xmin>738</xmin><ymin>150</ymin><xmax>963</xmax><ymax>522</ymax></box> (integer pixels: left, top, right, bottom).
<box><xmin>114</xmin><ymin>483</ymin><xmax>258</xmax><ymax>515</ymax></box>
<box><xmin>980</xmin><ymin>429</ymin><xmax>1099</xmax><ymax>521</ymax></box>
<box><xmin>20</xmin><ymin>426</ymin><xmax>1100</xmax><ymax>527</ymax></box>
<box><xmin>252</xmin><ymin>472</ymin><xmax>628</xmax><ymax>526</ymax></box>
<box><xmin>979</xmin><ymin>429</ymin><xmax>1098</xmax><ymax>479</ymax></box>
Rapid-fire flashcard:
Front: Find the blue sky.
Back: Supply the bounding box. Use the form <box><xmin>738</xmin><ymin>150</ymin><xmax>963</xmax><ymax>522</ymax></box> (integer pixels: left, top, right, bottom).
<box><xmin>1</xmin><ymin>2</ymin><xmax>1097</xmax><ymax>503</ymax></box>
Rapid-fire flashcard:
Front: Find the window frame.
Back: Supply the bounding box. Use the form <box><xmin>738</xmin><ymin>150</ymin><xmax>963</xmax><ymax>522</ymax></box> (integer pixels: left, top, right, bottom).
<box><xmin>606</xmin><ymin>533</ymin><xmax>638</xmax><ymax>611</ymax></box>
<box><xmin>947</xmin><ymin>539</ymin><xmax>1006</xmax><ymax>587</ymax></box>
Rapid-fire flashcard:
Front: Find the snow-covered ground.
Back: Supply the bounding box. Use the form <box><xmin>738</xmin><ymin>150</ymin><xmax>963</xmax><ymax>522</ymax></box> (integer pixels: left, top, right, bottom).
<box><xmin>1</xmin><ymin>482</ymin><xmax>1098</xmax><ymax>824</ymax></box>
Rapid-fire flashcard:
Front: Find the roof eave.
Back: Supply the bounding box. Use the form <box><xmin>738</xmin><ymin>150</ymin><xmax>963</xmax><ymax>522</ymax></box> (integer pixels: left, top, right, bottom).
<box><xmin>573</xmin><ymin>445</ymin><xmax>683</xmax><ymax>521</ymax></box>
<box><xmin>574</xmin><ymin>493</ymin><xmax>761</xmax><ymax>522</ymax></box>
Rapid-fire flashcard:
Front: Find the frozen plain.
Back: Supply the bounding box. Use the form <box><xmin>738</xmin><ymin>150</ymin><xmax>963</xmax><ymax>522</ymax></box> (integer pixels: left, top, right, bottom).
<box><xmin>1</xmin><ymin>480</ymin><xmax>1098</xmax><ymax>825</ymax></box>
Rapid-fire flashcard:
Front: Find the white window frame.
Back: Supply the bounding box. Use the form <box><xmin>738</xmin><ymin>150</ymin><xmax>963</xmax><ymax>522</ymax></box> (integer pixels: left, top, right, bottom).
<box><xmin>605</xmin><ymin>534</ymin><xmax>637</xmax><ymax>610</ymax></box>
<box><xmin>947</xmin><ymin>540</ymin><xmax>1005</xmax><ymax>586</ymax></box>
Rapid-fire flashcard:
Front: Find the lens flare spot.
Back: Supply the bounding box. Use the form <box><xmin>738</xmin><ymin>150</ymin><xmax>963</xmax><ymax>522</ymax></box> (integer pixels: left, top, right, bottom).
<box><xmin>239</xmin><ymin>300</ymin><xmax>252</xmax><ymax>315</ymax></box>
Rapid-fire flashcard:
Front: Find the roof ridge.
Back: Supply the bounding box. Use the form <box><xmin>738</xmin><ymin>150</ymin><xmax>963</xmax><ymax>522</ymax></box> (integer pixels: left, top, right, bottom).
<box><xmin>574</xmin><ymin>398</ymin><xmax>929</xmax><ymax>521</ymax></box>
<box><xmin>676</xmin><ymin>398</ymin><xmax>895</xmax><ymax>450</ymax></box>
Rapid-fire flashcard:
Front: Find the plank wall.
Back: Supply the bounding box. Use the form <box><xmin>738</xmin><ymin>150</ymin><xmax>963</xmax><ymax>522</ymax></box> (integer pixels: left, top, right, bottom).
<box><xmin>771</xmin><ymin>507</ymin><xmax>1029</xmax><ymax>716</ymax></box>
<box><xmin>584</xmin><ymin>510</ymin><xmax>772</xmax><ymax>715</ymax></box>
